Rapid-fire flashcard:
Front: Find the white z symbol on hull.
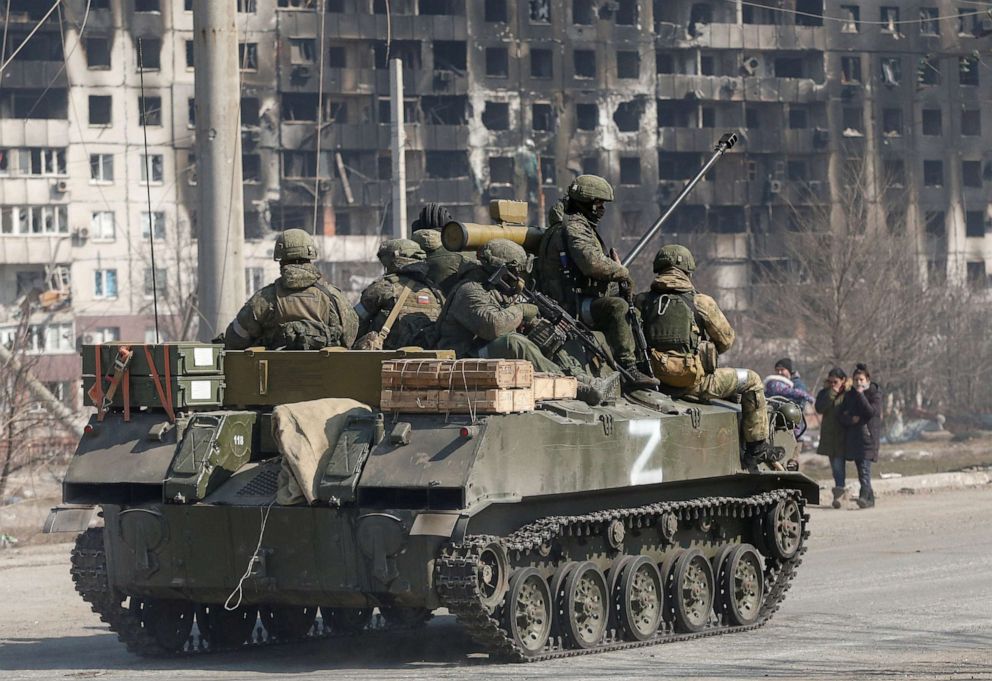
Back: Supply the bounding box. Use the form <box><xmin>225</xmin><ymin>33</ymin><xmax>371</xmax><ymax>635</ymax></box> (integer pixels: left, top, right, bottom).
<box><xmin>629</xmin><ymin>419</ymin><xmax>663</xmax><ymax>485</ymax></box>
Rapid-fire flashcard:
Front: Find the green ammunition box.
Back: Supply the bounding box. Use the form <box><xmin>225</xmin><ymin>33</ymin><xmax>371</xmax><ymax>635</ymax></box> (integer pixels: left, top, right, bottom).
<box><xmin>82</xmin><ymin>343</ymin><xmax>224</xmax><ymax>377</ymax></box>
<box><xmin>83</xmin><ymin>375</ymin><xmax>225</xmax><ymax>410</ymax></box>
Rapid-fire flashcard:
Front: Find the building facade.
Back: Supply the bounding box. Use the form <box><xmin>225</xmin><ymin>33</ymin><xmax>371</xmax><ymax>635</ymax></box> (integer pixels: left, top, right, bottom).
<box><xmin>1</xmin><ymin>0</ymin><xmax>990</xmax><ymax>405</ymax></box>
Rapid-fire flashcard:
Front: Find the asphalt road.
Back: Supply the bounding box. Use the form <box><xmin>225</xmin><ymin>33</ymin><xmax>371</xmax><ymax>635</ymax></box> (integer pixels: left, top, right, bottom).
<box><xmin>2</xmin><ymin>486</ymin><xmax>991</xmax><ymax>681</ymax></box>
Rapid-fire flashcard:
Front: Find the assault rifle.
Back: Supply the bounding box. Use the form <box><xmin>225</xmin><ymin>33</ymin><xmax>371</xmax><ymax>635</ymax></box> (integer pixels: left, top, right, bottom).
<box><xmin>487</xmin><ymin>266</ymin><xmax>641</xmax><ymax>386</ymax></box>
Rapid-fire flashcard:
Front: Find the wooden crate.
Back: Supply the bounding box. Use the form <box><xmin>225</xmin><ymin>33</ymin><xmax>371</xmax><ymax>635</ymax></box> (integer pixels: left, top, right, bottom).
<box><xmin>381</xmin><ymin>359</ymin><xmax>534</xmax><ymax>390</ymax></box>
<box><xmin>381</xmin><ymin>387</ymin><xmax>535</xmax><ymax>414</ymax></box>
<box><xmin>532</xmin><ymin>374</ymin><xmax>578</xmax><ymax>401</ymax></box>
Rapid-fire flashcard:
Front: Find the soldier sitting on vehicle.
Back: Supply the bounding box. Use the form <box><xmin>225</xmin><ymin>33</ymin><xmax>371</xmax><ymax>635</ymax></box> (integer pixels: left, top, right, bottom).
<box><xmin>433</xmin><ymin>239</ymin><xmax>612</xmax><ymax>405</ymax></box>
<box><xmin>636</xmin><ymin>244</ymin><xmax>779</xmax><ymax>468</ymax></box>
<box><xmin>353</xmin><ymin>238</ymin><xmax>444</xmax><ymax>350</ymax></box>
<box><xmin>536</xmin><ymin>175</ymin><xmax>658</xmax><ymax>391</ymax></box>
<box><xmin>223</xmin><ymin>229</ymin><xmax>357</xmax><ymax>351</ymax></box>
<box><xmin>411</xmin><ymin>226</ymin><xmax>477</xmax><ymax>297</ymax></box>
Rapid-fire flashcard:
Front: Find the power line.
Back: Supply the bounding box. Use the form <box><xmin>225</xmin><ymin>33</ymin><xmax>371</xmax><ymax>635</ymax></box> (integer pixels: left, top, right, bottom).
<box><xmin>0</xmin><ymin>0</ymin><xmax>62</xmax><ymax>79</ymax></box>
<box><xmin>732</xmin><ymin>0</ymin><xmax>991</xmax><ymax>27</ymax></box>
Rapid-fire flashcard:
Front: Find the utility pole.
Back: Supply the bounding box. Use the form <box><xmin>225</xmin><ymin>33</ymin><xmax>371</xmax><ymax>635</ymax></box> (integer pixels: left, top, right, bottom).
<box><xmin>193</xmin><ymin>0</ymin><xmax>246</xmax><ymax>341</ymax></box>
<box><xmin>390</xmin><ymin>58</ymin><xmax>408</xmax><ymax>239</ymax></box>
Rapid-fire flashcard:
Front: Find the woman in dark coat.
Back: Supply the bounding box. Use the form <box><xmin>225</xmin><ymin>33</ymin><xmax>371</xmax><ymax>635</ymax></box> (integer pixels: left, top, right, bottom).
<box><xmin>836</xmin><ymin>363</ymin><xmax>883</xmax><ymax>508</ymax></box>
<box><xmin>815</xmin><ymin>367</ymin><xmax>849</xmax><ymax>508</ymax></box>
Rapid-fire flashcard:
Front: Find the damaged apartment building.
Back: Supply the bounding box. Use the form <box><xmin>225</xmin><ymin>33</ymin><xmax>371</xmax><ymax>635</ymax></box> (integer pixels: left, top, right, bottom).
<box><xmin>1</xmin><ymin>0</ymin><xmax>991</xmax><ymax>406</ymax></box>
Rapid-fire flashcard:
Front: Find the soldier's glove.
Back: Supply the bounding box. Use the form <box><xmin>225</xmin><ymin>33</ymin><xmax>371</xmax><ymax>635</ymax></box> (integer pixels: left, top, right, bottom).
<box><xmin>519</xmin><ymin>303</ymin><xmax>540</xmax><ymax>323</ymax></box>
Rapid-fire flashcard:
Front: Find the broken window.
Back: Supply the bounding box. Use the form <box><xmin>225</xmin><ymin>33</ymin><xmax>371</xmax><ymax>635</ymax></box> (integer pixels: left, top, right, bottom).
<box><xmin>966</xmin><ymin>261</ymin><xmax>988</xmax><ymax>289</ymax></box>
<box><xmin>613</xmin><ymin>100</ymin><xmax>643</xmax><ymax>132</ymax></box>
<box><xmin>89</xmin><ymin>95</ymin><xmax>111</xmax><ymax>125</ymax></box>
<box><xmin>282</xmin><ymin>151</ymin><xmax>317</xmax><ymax>177</ymax></box>
<box><xmin>376</xmin><ymin>154</ymin><xmax>392</xmax><ymax>180</ymax></box>
<box><xmin>289</xmin><ymin>39</ymin><xmax>315</xmax><ymax>65</ymax></box>
<box><xmin>788</xmin><ymin>107</ymin><xmax>808</xmax><ymax>129</ymax></box>
<box><xmin>700</xmin><ymin>55</ymin><xmax>715</xmax><ymax>75</ymax></box>
<box><xmin>529</xmin><ymin>0</ymin><xmax>550</xmax><ymax>23</ymax></box>
<box><xmin>185</xmin><ymin>40</ymin><xmax>195</xmax><ymax>69</ymax></box>
<box><xmin>688</xmin><ymin>4</ymin><xmax>712</xmax><ymax>37</ymax></box>
<box><xmin>141</xmin><ymin>212</ymin><xmax>166</xmax><ymax>241</ymax></box>
<box><xmin>324</xmin><ymin>100</ymin><xmax>347</xmax><ymax>124</ymax></box>
<box><xmin>328</xmin><ymin>46</ymin><xmax>346</xmax><ymax>68</ymax></box>
<box><xmin>656</xmin><ymin>52</ymin><xmax>674</xmax><ymax>74</ymax></box>
<box><xmin>619</xmin><ymin>157</ymin><xmax>641</xmax><ymax>185</ymax></box>
<box><xmin>925</xmin><ymin>211</ymin><xmax>945</xmax><ymax>236</ymax></box>
<box><xmin>616</xmin><ymin>0</ymin><xmax>638</xmax><ymax>25</ymax></box>
<box><xmin>532</xmin><ymin>103</ymin><xmax>554</xmax><ymax>131</ymax></box>
<box><xmin>962</xmin><ymin>161</ymin><xmax>982</xmax><ymax>187</ymax></box>
<box><xmin>540</xmin><ymin>156</ymin><xmax>556</xmax><ymax>184</ymax></box>
<box><xmin>85</xmin><ymin>37</ymin><xmax>111</xmax><ymax>69</ymax></box>
<box><xmin>187</xmin><ymin>98</ymin><xmax>196</xmax><ymax>126</ymax></box>
<box><xmin>141</xmin><ymin>154</ymin><xmax>164</xmax><ymax>184</ymax></box>
<box><xmin>923</xmin><ymin>160</ymin><xmax>943</xmax><ymax>187</ymax></box>
<box><xmin>787</xmin><ymin>160</ymin><xmax>808</xmax><ymax>181</ymax></box>
<box><xmin>573</xmin><ymin>0</ymin><xmax>595</xmax><ymax>25</ymax></box>
<box><xmin>794</xmin><ymin>0</ymin><xmax>823</xmax><ymax>26</ymax></box>
<box><xmin>91</xmin><ymin>211</ymin><xmax>115</xmax><ymax>240</ymax></box>
<box><xmin>425</xmin><ymin>151</ymin><xmax>471</xmax><ymax>178</ymax></box>
<box><xmin>482</xmin><ymin>101</ymin><xmax>510</xmax><ymax>130</ymax></box>
<box><xmin>880</xmin><ymin>6</ymin><xmax>900</xmax><ymax>33</ymax></box>
<box><xmin>880</xmin><ymin>57</ymin><xmax>901</xmax><ymax>85</ymax></box>
<box><xmin>581</xmin><ymin>155</ymin><xmax>599</xmax><ymax>175</ymax></box>
<box><xmin>617</xmin><ymin>51</ymin><xmax>640</xmax><ymax>79</ymax></box>
<box><xmin>701</xmin><ymin>106</ymin><xmax>715</xmax><ymax>128</ymax></box>
<box><xmin>840</xmin><ymin>56</ymin><xmax>861</xmax><ymax>83</ymax></box>
<box><xmin>965</xmin><ymin>212</ymin><xmax>985</xmax><ymax>237</ymax></box>
<box><xmin>884</xmin><ymin>159</ymin><xmax>905</xmax><ymax>187</ymax></box>
<box><xmin>485</xmin><ymin>0</ymin><xmax>507</xmax><ymax>22</ymax></box>
<box><xmin>922</xmin><ymin>109</ymin><xmax>942</xmax><ymax>135</ymax></box>
<box><xmin>419</xmin><ymin>0</ymin><xmax>460</xmax><ymax>14</ymax></box>
<box><xmin>486</xmin><ymin>47</ymin><xmax>508</xmax><ymax>77</ymax></box>
<box><xmin>135</xmin><ymin>0</ymin><xmax>158</xmax><ymax>12</ymax></box>
<box><xmin>241</xmin><ymin>98</ymin><xmax>260</xmax><ymax>126</ymax></box>
<box><xmin>135</xmin><ymin>38</ymin><xmax>161</xmax><ymax>70</ymax></box>
<box><xmin>918</xmin><ymin>56</ymin><xmax>940</xmax><ymax>85</ymax></box>
<box><xmin>420</xmin><ymin>96</ymin><xmax>467</xmax><ymax>124</ymax></box>
<box><xmin>489</xmin><ymin>156</ymin><xmax>514</xmax><ymax>184</ymax></box>
<box><xmin>239</xmin><ymin>0</ymin><xmax>257</xmax><ymax>11</ymax></box>
<box><xmin>745</xmin><ymin>108</ymin><xmax>759</xmax><ymax>129</ymax></box>
<box><xmin>842</xmin><ymin>107</ymin><xmax>863</xmax><ymax>135</ymax></box>
<box><xmin>531</xmin><ymin>48</ymin><xmax>553</xmax><ymax>78</ymax></box>
<box><xmin>433</xmin><ymin>41</ymin><xmax>466</xmax><ymax>72</ymax></box>
<box><xmin>919</xmin><ymin>7</ymin><xmax>939</xmax><ymax>35</ymax></box>
<box><xmin>242</xmin><ymin>155</ymin><xmax>261</xmax><ymax>183</ymax></box>
<box><xmin>657</xmin><ymin>101</ymin><xmax>693</xmax><ymax>127</ymax></box>
<box><xmin>373</xmin><ymin>41</ymin><xmax>422</xmax><ymax>70</ymax></box>
<box><xmin>840</xmin><ymin>5</ymin><xmax>859</xmax><ymax>32</ymax></box>
<box><xmin>774</xmin><ymin>57</ymin><xmax>804</xmax><ymax>78</ymax></box>
<box><xmin>659</xmin><ymin>152</ymin><xmax>700</xmax><ymax>181</ymax></box>
<box><xmin>282</xmin><ymin>93</ymin><xmax>318</xmax><ymax>121</ymax></box>
<box><xmin>962</xmin><ymin>109</ymin><xmax>981</xmax><ymax>136</ymax></box>
<box><xmin>882</xmin><ymin>108</ymin><xmax>902</xmax><ymax>136</ymax></box>
<box><xmin>574</xmin><ymin>49</ymin><xmax>596</xmax><ymax>78</ymax></box>
<box><xmin>959</xmin><ymin>57</ymin><xmax>979</xmax><ymax>86</ymax></box>
<box><xmin>239</xmin><ymin>42</ymin><xmax>258</xmax><ymax>70</ymax></box>
<box><xmin>576</xmin><ymin>102</ymin><xmax>598</xmax><ymax>130</ymax></box>
<box><xmin>138</xmin><ymin>96</ymin><xmax>162</xmax><ymax>126</ymax></box>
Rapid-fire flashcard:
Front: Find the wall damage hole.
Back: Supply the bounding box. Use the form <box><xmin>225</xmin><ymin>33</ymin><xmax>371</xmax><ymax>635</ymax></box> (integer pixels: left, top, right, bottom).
<box><xmin>532</xmin><ymin>102</ymin><xmax>554</xmax><ymax>131</ymax></box>
<box><xmin>482</xmin><ymin>101</ymin><xmax>510</xmax><ymax>130</ymax></box>
<box><xmin>531</xmin><ymin>48</ymin><xmax>553</xmax><ymax>78</ymax></box>
<box><xmin>529</xmin><ymin>0</ymin><xmax>550</xmax><ymax>23</ymax></box>
<box><xmin>574</xmin><ymin>49</ymin><xmax>596</xmax><ymax>78</ymax></box>
<box><xmin>421</xmin><ymin>95</ymin><xmax>467</xmax><ymax>125</ymax></box>
<box><xmin>617</xmin><ymin>50</ymin><xmax>640</xmax><ymax>79</ymax></box>
<box><xmin>576</xmin><ymin>102</ymin><xmax>598</xmax><ymax>130</ymax></box>
<box><xmin>613</xmin><ymin>100</ymin><xmax>643</xmax><ymax>132</ymax></box>
<box><xmin>426</xmin><ymin>151</ymin><xmax>471</xmax><ymax>179</ymax></box>
<box><xmin>489</xmin><ymin>156</ymin><xmax>514</xmax><ymax>184</ymax></box>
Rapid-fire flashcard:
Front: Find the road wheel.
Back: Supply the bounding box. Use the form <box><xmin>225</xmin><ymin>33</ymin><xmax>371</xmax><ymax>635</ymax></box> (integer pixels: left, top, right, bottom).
<box><xmin>618</xmin><ymin>556</ymin><xmax>663</xmax><ymax>641</ymax></box>
<box><xmin>670</xmin><ymin>549</ymin><xmax>714</xmax><ymax>633</ymax></box>
<box><xmin>718</xmin><ymin>544</ymin><xmax>764</xmax><ymax>626</ymax></box>
<box><xmin>762</xmin><ymin>498</ymin><xmax>804</xmax><ymax>560</ymax></box>
<box><xmin>504</xmin><ymin>567</ymin><xmax>552</xmax><ymax>657</ymax></box>
<box><xmin>320</xmin><ymin>606</ymin><xmax>371</xmax><ymax>634</ymax></box>
<box><xmin>259</xmin><ymin>605</ymin><xmax>317</xmax><ymax>640</ymax></box>
<box><xmin>562</xmin><ymin>561</ymin><xmax>609</xmax><ymax>649</ymax></box>
<box><xmin>129</xmin><ymin>598</ymin><xmax>194</xmax><ymax>652</ymax></box>
<box><xmin>198</xmin><ymin>603</ymin><xmax>258</xmax><ymax>650</ymax></box>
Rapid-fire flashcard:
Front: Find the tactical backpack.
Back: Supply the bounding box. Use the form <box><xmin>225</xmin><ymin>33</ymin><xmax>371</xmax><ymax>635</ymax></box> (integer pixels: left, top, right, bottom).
<box><xmin>643</xmin><ymin>292</ymin><xmax>704</xmax><ymax>388</ymax></box>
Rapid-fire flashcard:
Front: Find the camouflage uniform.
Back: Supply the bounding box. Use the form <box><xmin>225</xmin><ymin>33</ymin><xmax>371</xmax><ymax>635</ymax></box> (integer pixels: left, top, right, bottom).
<box><xmin>412</xmin><ymin>228</ymin><xmax>476</xmax><ymax>296</ymax></box>
<box><xmin>355</xmin><ymin>239</ymin><xmax>444</xmax><ymax>350</ymax></box>
<box><xmin>637</xmin><ymin>247</ymin><xmax>768</xmax><ymax>444</ymax></box>
<box><xmin>224</xmin><ymin>230</ymin><xmax>357</xmax><ymax>350</ymax></box>
<box><xmin>536</xmin><ymin>176</ymin><xmax>655</xmax><ymax>389</ymax></box>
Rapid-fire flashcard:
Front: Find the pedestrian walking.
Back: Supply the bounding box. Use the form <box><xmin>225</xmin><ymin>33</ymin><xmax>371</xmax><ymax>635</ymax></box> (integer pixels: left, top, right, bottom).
<box><xmin>815</xmin><ymin>367</ymin><xmax>850</xmax><ymax>508</ymax></box>
<box><xmin>836</xmin><ymin>363</ymin><xmax>882</xmax><ymax>509</ymax></box>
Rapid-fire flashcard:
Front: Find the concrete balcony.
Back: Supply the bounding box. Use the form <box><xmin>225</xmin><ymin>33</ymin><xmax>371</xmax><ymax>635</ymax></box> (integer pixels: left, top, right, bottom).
<box><xmin>656</xmin><ymin>22</ymin><xmax>825</xmax><ymax>51</ymax></box>
<box><xmin>0</xmin><ymin>235</ymin><xmax>74</xmax><ymax>266</ymax></box>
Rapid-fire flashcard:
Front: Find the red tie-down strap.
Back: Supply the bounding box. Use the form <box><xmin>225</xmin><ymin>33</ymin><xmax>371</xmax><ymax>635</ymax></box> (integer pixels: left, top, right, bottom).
<box><xmin>144</xmin><ymin>344</ymin><xmax>175</xmax><ymax>423</ymax></box>
<box><xmin>87</xmin><ymin>345</ymin><xmax>133</xmax><ymax>422</ymax></box>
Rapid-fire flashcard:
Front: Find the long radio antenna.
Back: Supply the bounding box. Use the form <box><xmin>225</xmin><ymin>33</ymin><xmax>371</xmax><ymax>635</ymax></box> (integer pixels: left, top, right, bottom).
<box><xmin>137</xmin><ymin>37</ymin><xmax>161</xmax><ymax>343</ymax></box>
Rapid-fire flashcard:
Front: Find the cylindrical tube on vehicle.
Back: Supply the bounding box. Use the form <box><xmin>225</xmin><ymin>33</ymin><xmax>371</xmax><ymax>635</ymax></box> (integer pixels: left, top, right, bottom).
<box><xmin>441</xmin><ymin>221</ymin><xmax>545</xmax><ymax>253</ymax></box>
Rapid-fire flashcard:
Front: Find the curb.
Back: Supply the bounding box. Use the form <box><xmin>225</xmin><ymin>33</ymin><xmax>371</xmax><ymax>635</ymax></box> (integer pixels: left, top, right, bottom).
<box><xmin>816</xmin><ymin>470</ymin><xmax>992</xmax><ymax>496</ymax></box>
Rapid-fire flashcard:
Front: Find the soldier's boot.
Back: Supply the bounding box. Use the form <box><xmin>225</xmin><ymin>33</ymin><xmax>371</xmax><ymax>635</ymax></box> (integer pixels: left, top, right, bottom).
<box><xmin>855</xmin><ymin>489</ymin><xmax>875</xmax><ymax>509</ymax></box>
<box><xmin>575</xmin><ymin>373</ymin><xmax>620</xmax><ymax>406</ymax></box>
<box><xmin>620</xmin><ymin>362</ymin><xmax>661</xmax><ymax>391</ymax></box>
<box><xmin>742</xmin><ymin>439</ymin><xmax>786</xmax><ymax>472</ymax></box>
<box><xmin>831</xmin><ymin>486</ymin><xmax>846</xmax><ymax>509</ymax></box>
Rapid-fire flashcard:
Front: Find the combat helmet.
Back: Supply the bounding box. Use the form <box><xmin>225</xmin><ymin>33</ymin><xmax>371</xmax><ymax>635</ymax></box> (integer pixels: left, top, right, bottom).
<box><xmin>567</xmin><ymin>175</ymin><xmax>615</xmax><ymax>203</ymax></box>
<box><xmin>478</xmin><ymin>239</ymin><xmax>530</xmax><ymax>273</ymax></box>
<box><xmin>654</xmin><ymin>244</ymin><xmax>696</xmax><ymax>275</ymax></box>
<box><xmin>412</xmin><ymin>228</ymin><xmax>443</xmax><ymax>254</ymax></box>
<box><xmin>273</xmin><ymin>228</ymin><xmax>317</xmax><ymax>262</ymax></box>
<box><xmin>377</xmin><ymin>238</ymin><xmax>426</xmax><ymax>272</ymax></box>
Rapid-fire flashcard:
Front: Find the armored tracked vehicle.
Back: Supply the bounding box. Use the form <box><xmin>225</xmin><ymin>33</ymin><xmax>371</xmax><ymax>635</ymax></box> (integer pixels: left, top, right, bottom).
<box><xmin>50</xmin><ymin>343</ymin><xmax>817</xmax><ymax>661</ymax></box>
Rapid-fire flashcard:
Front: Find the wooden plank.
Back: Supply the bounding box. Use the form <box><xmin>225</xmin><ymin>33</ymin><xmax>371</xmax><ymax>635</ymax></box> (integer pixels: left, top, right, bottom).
<box><xmin>532</xmin><ymin>373</ymin><xmax>578</xmax><ymax>401</ymax></box>
<box><xmin>381</xmin><ymin>386</ymin><xmax>535</xmax><ymax>413</ymax></box>
<box><xmin>381</xmin><ymin>358</ymin><xmax>534</xmax><ymax>389</ymax></box>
